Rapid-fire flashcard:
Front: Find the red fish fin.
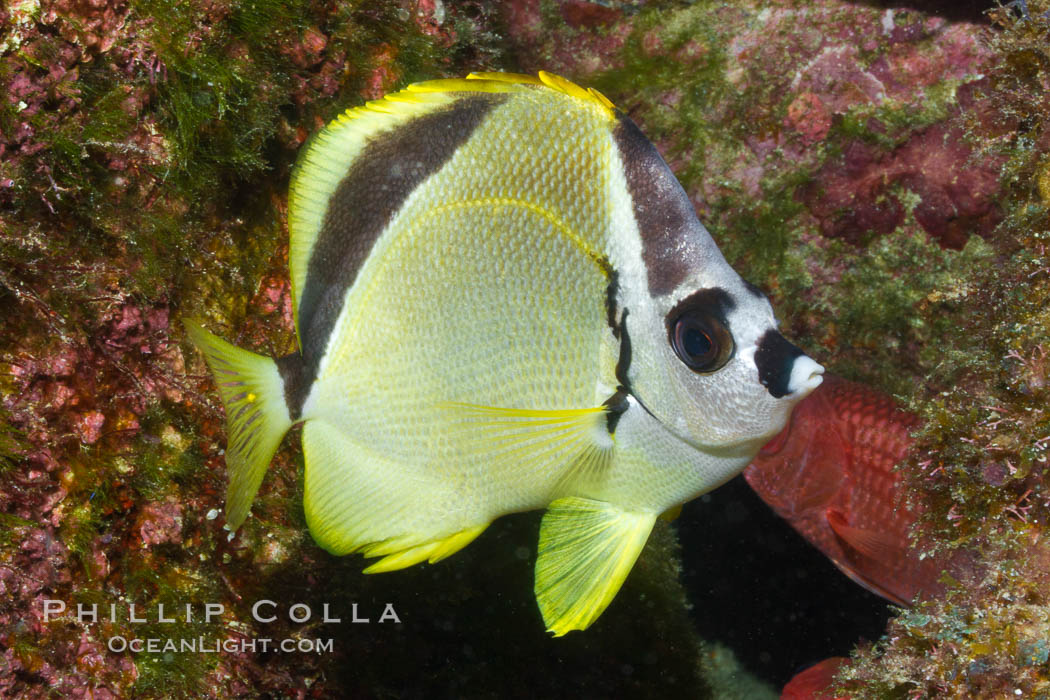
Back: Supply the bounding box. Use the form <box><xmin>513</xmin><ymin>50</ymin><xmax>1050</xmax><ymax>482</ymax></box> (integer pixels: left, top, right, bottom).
<box><xmin>826</xmin><ymin>509</ymin><xmax>899</xmax><ymax>565</ymax></box>
<box><xmin>789</xmin><ymin>425</ymin><xmax>851</xmax><ymax>513</ymax></box>
<box><xmin>826</xmin><ymin>509</ymin><xmax>911</xmax><ymax>606</ymax></box>
<box><xmin>794</xmin><ymin>464</ymin><xmax>845</xmax><ymax>511</ymax></box>
<box><xmin>781</xmin><ymin>657</ymin><xmax>851</xmax><ymax>700</ymax></box>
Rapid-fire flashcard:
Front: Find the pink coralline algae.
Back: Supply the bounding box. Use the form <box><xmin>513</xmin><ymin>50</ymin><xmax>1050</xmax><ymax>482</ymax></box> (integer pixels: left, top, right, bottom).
<box><xmin>137</xmin><ymin>500</ymin><xmax>184</xmax><ymax>548</ymax></box>
<box><xmin>800</xmin><ymin>105</ymin><xmax>1004</xmax><ymax>249</ymax></box>
<box><xmin>361</xmin><ymin>44</ymin><xmax>402</xmax><ymax>101</ymax></box>
<box><xmin>503</xmin><ymin>0</ymin><xmax>633</xmax><ymax>77</ymax></box>
<box><xmin>279</xmin><ymin>26</ymin><xmax>328</xmax><ymax>69</ymax></box>
<box><xmin>789</xmin><ymin>44</ymin><xmax>887</xmax><ymax>114</ymax></box>
<box><xmin>785</xmin><ymin>92</ymin><xmax>833</xmax><ymax>145</ymax></box>
<box><xmin>72</xmin><ymin>411</ymin><xmax>106</xmax><ymax>445</ymax></box>
<box><xmin>413</xmin><ymin>0</ymin><xmax>456</xmax><ymax>44</ymax></box>
<box><xmin>40</xmin><ymin>0</ymin><xmax>130</xmax><ymax>55</ymax></box>
<box><xmin>741</xmin><ymin>7</ymin><xmax>998</xmax><ymax>249</ymax></box>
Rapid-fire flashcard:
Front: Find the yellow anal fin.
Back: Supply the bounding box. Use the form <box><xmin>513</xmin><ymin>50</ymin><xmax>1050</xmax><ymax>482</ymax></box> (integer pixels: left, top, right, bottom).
<box><xmin>659</xmin><ymin>504</ymin><xmax>683</xmax><ymax>522</ymax></box>
<box><xmin>534</xmin><ymin>498</ymin><xmax>657</xmax><ymax>636</ymax></box>
<box><xmin>362</xmin><ymin>524</ymin><xmax>489</xmax><ymax>574</ymax></box>
<box><xmin>183</xmin><ymin>320</ymin><xmax>293</xmax><ymax>530</ymax></box>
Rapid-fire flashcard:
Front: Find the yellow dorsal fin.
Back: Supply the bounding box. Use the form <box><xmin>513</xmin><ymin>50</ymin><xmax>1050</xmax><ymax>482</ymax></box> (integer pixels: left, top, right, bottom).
<box><xmin>535</xmin><ymin>498</ymin><xmax>657</xmax><ymax>636</ymax></box>
<box><xmin>466</xmin><ymin>71</ymin><xmax>544</xmax><ymax>85</ymax></box>
<box><xmin>407</xmin><ymin>71</ymin><xmax>616</xmax><ymax>118</ymax></box>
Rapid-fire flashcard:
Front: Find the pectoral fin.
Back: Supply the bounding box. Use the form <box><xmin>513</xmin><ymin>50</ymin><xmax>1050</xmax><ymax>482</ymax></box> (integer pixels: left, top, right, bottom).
<box><xmin>441</xmin><ymin>402</ymin><xmax>614</xmax><ymax>493</ymax></box>
<box><xmin>826</xmin><ymin>508</ymin><xmax>898</xmax><ymax>567</ymax></box>
<box><xmin>534</xmin><ymin>497</ymin><xmax>656</xmax><ymax>636</ymax></box>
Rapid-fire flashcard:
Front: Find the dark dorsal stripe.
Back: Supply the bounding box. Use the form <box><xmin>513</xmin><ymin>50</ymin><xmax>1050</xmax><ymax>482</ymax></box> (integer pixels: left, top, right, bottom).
<box><xmin>754</xmin><ymin>330</ymin><xmax>804</xmax><ymax>399</ymax></box>
<box><xmin>295</xmin><ymin>93</ymin><xmax>506</xmax><ymax>401</ymax></box>
<box><xmin>612</xmin><ymin>115</ymin><xmax>710</xmax><ymax>297</ymax></box>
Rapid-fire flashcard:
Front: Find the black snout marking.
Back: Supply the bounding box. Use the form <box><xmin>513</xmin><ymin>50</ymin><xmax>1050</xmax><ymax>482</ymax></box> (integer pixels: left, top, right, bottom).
<box><xmin>755</xmin><ymin>330</ymin><xmax>804</xmax><ymax>398</ymax></box>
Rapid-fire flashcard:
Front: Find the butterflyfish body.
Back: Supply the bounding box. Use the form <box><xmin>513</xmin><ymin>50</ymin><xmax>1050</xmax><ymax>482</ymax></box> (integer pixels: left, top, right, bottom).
<box><xmin>186</xmin><ymin>71</ymin><xmax>825</xmax><ymax>635</ymax></box>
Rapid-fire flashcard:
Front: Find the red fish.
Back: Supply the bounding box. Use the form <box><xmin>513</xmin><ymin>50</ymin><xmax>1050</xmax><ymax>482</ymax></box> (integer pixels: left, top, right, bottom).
<box><xmin>743</xmin><ymin>373</ymin><xmax>946</xmax><ymax>607</ymax></box>
<box><xmin>780</xmin><ymin>657</ymin><xmax>850</xmax><ymax>700</ymax></box>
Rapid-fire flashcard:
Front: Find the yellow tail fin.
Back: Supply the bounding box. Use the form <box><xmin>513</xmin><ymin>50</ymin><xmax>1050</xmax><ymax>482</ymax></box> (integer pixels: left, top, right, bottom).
<box><xmin>184</xmin><ymin>320</ymin><xmax>292</xmax><ymax>530</ymax></box>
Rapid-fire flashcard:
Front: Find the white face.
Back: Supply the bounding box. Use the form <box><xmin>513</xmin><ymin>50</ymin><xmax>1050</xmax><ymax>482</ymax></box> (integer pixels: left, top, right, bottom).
<box><xmin>602</xmin><ymin>112</ymin><xmax>822</xmax><ymax>456</ymax></box>
<box><xmin>627</xmin><ymin>273</ymin><xmax>824</xmax><ymax>457</ymax></box>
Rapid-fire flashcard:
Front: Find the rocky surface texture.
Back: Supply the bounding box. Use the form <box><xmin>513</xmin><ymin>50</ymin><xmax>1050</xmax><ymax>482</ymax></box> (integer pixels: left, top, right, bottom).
<box><xmin>2</xmin><ymin>0</ymin><xmax>1049</xmax><ymax>697</ymax></box>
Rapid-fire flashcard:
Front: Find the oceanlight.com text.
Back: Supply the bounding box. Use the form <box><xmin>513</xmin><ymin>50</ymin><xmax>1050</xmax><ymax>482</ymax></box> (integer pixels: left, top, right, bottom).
<box><xmin>107</xmin><ymin>635</ymin><xmax>335</xmax><ymax>654</ymax></box>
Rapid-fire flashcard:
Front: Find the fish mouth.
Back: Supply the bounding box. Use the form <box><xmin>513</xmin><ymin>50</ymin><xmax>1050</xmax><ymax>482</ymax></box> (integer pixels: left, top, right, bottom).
<box><xmin>755</xmin><ymin>330</ymin><xmax>825</xmax><ymax>399</ymax></box>
<box><xmin>628</xmin><ymin>353</ymin><xmax>823</xmax><ymax>460</ymax></box>
<box><xmin>786</xmin><ymin>355</ymin><xmax>824</xmax><ymax>398</ymax></box>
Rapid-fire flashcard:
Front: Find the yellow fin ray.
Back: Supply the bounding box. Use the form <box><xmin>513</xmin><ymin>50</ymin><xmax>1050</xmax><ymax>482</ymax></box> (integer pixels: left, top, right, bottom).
<box><xmin>407</xmin><ymin>71</ymin><xmax>615</xmax><ymax>119</ymax></box>
<box><xmin>183</xmin><ymin>320</ymin><xmax>292</xmax><ymax>530</ymax></box>
<box><xmin>535</xmin><ymin>498</ymin><xmax>656</xmax><ymax>636</ymax></box>
<box><xmin>404</xmin><ymin>77</ymin><xmax>534</xmax><ymax>95</ymax></box>
<box><xmin>466</xmin><ymin>71</ymin><xmax>543</xmax><ymax>85</ymax></box>
<box><xmin>362</xmin><ymin>541</ymin><xmax>442</xmax><ymax>573</ymax></box>
<box><xmin>362</xmin><ymin>524</ymin><xmax>489</xmax><ymax>573</ymax></box>
<box><xmin>445</xmin><ymin>403</ymin><xmax>606</xmax><ymax>419</ymax></box>
<box><xmin>550</xmin><ymin>442</ymin><xmax>615</xmax><ymax>497</ymax></box>
<box><xmin>441</xmin><ymin>402</ymin><xmax>612</xmax><ymax>485</ymax></box>
<box><xmin>538</xmin><ymin>71</ymin><xmax>616</xmax><ymax>120</ymax></box>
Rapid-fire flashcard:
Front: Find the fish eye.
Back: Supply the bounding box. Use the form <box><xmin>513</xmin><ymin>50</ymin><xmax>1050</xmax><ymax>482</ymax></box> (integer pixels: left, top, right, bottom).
<box><xmin>670</xmin><ymin>312</ymin><xmax>734</xmax><ymax>373</ymax></box>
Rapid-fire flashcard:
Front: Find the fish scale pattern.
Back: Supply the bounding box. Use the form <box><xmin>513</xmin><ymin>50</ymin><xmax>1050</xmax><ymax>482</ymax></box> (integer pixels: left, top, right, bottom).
<box><xmin>303</xmin><ymin>87</ymin><xmax>625</xmax><ymax>553</ymax></box>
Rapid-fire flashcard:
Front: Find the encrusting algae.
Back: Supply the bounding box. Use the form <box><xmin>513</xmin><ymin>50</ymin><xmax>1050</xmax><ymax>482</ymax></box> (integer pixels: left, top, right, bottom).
<box><xmin>4</xmin><ymin>0</ymin><xmax>1050</xmax><ymax>696</ymax></box>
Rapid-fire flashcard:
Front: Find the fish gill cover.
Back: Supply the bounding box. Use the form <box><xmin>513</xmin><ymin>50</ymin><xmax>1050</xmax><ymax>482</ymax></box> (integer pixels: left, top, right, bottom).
<box><xmin>0</xmin><ymin>0</ymin><xmax>1048</xmax><ymax>698</ymax></box>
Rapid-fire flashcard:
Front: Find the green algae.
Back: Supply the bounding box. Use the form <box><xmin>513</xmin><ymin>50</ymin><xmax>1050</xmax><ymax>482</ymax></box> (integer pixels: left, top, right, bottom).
<box><xmin>131</xmin><ymin>416</ymin><xmax>209</xmax><ymax>500</ymax></box>
<box><xmin>825</xmin><ymin>2</ymin><xmax>1050</xmax><ymax>694</ymax></box>
<box><xmin>8</xmin><ymin>0</ymin><xmax>1048</xmax><ymax>695</ymax></box>
<box><xmin>718</xmin><ymin>171</ymin><xmax>812</xmax><ymax>285</ymax></box>
<box><xmin>826</xmin><ymin>229</ymin><xmax>995</xmax><ymax>392</ymax></box>
<box><xmin>591</xmin><ymin>1</ymin><xmax>731</xmax><ymax>184</ymax></box>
